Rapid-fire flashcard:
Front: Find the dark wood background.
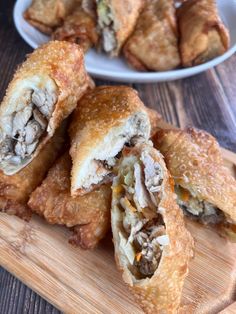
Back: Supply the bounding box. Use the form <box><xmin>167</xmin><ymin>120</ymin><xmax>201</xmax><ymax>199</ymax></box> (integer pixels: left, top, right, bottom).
<box><xmin>0</xmin><ymin>1</ymin><xmax>235</xmax><ymax>313</ymax></box>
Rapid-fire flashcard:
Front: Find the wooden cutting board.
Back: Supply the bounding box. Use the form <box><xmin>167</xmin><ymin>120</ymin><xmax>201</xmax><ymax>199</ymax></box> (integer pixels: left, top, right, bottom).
<box><xmin>0</xmin><ymin>143</ymin><xmax>235</xmax><ymax>313</ymax></box>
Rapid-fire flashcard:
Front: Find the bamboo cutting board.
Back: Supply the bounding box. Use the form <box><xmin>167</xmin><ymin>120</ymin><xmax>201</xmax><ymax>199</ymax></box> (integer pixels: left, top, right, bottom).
<box><xmin>0</xmin><ymin>145</ymin><xmax>235</xmax><ymax>313</ymax></box>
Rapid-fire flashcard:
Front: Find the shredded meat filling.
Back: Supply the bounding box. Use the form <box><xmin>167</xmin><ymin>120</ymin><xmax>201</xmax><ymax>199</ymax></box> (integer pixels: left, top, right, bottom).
<box><xmin>118</xmin><ymin>152</ymin><xmax>168</xmax><ymax>279</ymax></box>
<box><xmin>97</xmin><ymin>0</ymin><xmax>117</xmax><ymax>52</ymax></box>
<box><xmin>175</xmin><ymin>185</ymin><xmax>225</xmax><ymax>225</ymax></box>
<box><xmin>0</xmin><ymin>88</ymin><xmax>57</xmax><ymax>166</ymax></box>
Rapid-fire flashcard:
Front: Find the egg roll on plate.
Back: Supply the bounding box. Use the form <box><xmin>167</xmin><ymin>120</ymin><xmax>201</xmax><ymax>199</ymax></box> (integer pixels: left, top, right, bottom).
<box><xmin>0</xmin><ymin>125</ymin><xmax>65</xmax><ymax>221</ymax></box>
<box><xmin>28</xmin><ymin>152</ymin><xmax>111</xmax><ymax>249</ymax></box>
<box><xmin>153</xmin><ymin>128</ymin><xmax>236</xmax><ymax>240</ymax></box>
<box><xmin>69</xmin><ymin>86</ymin><xmax>151</xmax><ymax>196</ymax></box>
<box><xmin>123</xmin><ymin>0</ymin><xmax>180</xmax><ymax>71</ymax></box>
<box><xmin>52</xmin><ymin>3</ymin><xmax>99</xmax><ymax>51</ymax></box>
<box><xmin>111</xmin><ymin>144</ymin><xmax>194</xmax><ymax>313</ymax></box>
<box><xmin>95</xmin><ymin>0</ymin><xmax>144</xmax><ymax>56</ymax></box>
<box><xmin>24</xmin><ymin>0</ymin><xmax>78</xmax><ymax>34</ymax></box>
<box><xmin>177</xmin><ymin>0</ymin><xmax>230</xmax><ymax>67</ymax></box>
<box><xmin>0</xmin><ymin>41</ymin><xmax>91</xmax><ymax>176</ymax></box>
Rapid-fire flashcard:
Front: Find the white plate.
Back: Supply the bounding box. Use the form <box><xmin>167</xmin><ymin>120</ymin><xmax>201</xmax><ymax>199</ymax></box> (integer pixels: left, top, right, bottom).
<box><xmin>14</xmin><ymin>0</ymin><xmax>236</xmax><ymax>83</ymax></box>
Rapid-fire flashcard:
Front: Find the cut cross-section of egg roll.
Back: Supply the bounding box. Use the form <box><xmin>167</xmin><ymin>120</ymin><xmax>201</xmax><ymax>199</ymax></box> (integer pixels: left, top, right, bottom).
<box><xmin>0</xmin><ymin>124</ymin><xmax>65</xmax><ymax>221</ymax></box>
<box><xmin>0</xmin><ymin>41</ymin><xmax>91</xmax><ymax>176</ymax></box>
<box><xmin>28</xmin><ymin>152</ymin><xmax>111</xmax><ymax>249</ymax></box>
<box><xmin>177</xmin><ymin>0</ymin><xmax>230</xmax><ymax>67</ymax></box>
<box><xmin>69</xmin><ymin>86</ymin><xmax>151</xmax><ymax>196</ymax></box>
<box><xmin>123</xmin><ymin>0</ymin><xmax>181</xmax><ymax>71</ymax></box>
<box><xmin>24</xmin><ymin>0</ymin><xmax>78</xmax><ymax>34</ymax></box>
<box><xmin>111</xmin><ymin>144</ymin><xmax>194</xmax><ymax>313</ymax></box>
<box><xmin>95</xmin><ymin>0</ymin><xmax>144</xmax><ymax>56</ymax></box>
<box><xmin>153</xmin><ymin>128</ymin><xmax>236</xmax><ymax>240</ymax></box>
<box><xmin>52</xmin><ymin>4</ymin><xmax>99</xmax><ymax>51</ymax></box>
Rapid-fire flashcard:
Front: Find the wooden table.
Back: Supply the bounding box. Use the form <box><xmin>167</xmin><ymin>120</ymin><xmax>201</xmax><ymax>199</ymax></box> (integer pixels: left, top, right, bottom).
<box><xmin>0</xmin><ymin>1</ymin><xmax>236</xmax><ymax>313</ymax></box>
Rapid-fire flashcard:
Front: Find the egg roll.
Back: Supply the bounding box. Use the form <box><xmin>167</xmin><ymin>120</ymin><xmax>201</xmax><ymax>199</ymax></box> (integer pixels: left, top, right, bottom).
<box><xmin>69</xmin><ymin>86</ymin><xmax>151</xmax><ymax>196</ymax></box>
<box><xmin>28</xmin><ymin>152</ymin><xmax>111</xmax><ymax>249</ymax></box>
<box><xmin>111</xmin><ymin>144</ymin><xmax>194</xmax><ymax>313</ymax></box>
<box><xmin>178</xmin><ymin>0</ymin><xmax>230</xmax><ymax>67</ymax></box>
<box><xmin>95</xmin><ymin>0</ymin><xmax>144</xmax><ymax>56</ymax></box>
<box><xmin>153</xmin><ymin>128</ymin><xmax>236</xmax><ymax>240</ymax></box>
<box><xmin>0</xmin><ymin>41</ymin><xmax>91</xmax><ymax>176</ymax></box>
<box><xmin>123</xmin><ymin>0</ymin><xmax>180</xmax><ymax>71</ymax></box>
<box><xmin>0</xmin><ymin>125</ymin><xmax>65</xmax><ymax>221</ymax></box>
<box><xmin>52</xmin><ymin>4</ymin><xmax>99</xmax><ymax>51</ymax></box>
<box><xmin>24</xmin><ymin>0</ymin><xmax>78</xmax><ymax>34</ymax></box>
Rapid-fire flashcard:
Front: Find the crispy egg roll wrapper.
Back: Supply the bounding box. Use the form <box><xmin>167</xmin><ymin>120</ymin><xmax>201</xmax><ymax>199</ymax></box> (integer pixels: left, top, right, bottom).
<box><xmin>123</xmin><ymin>0</ymin><xmax>180</xmax><ymax>71</ymax></box>
<box><xmin>0</xmin><ymin>41</ymin><xmax>92</xmax><ymax>175</ymax></box>
<box><xmin>111</xmin><ymin>144</ymin><xmax>194</xmax><ymax>313</ymax></box>
<box><xmin>177</xmin><ymin>0</ymin><xmax>230</xmax><ymax>67</ymax></box>
<box><xmin>69</xmin><ymin>86</ymin><xmax>151</xmax><ymax>196</ymax></box>
<box><xmin>52</xmin><ymin>4</ymin><xmax>99</xmax><ymax>52</ymax></box>
<box><xmin>28</xmin><ymin>152</ymin><xmax>111</xmax><ymax>249</ymax></box>
<box><xmin>153</xmin><ymin>128</ymin><xmax>236</xmax><ymax>236</ymax></box>
<box><xmin>0</xmin><ymin>124</ymin><xmax>66</xmax><ymax>221</ymax></box>
<box><xmin>95</xmin><ymin>0</ymin><xmax>144</xmax><ymax>56</ymax></box>
<box><xmin>24</xmin><ymin>0</ymin><xmax>78</xmax><ymax>34</ymax></box>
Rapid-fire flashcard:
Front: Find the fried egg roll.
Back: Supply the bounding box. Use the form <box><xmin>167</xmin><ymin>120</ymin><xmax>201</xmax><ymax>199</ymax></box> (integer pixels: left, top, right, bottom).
<box><xmin>111</xmin><ymin>144</ymin><xmax>193</xmax><ymax>313</ymax></box>
<box><xmin>153</xmin><ymin>128</ymin><xmax>236</xmax><ymax>240</ymax></box>
<box><xmin>28</xmin><ymin>152</ymin><xmax>111</xmax><ymax>249</ymax></box>
<box><xmin>69</xmin><ymin>86</ymin><xmax>151</xmax><ymax>196</ymax></box>
<box><xmin>0</xmin><ymin>41</ymin><xmax>91</xmax><ymax>175</ymax></box>
<box><xmin>52</xmin><ymin>4</ymin><xmax>99</xmax><ymax>51</ymax></box>
<box><xmin>24</xmin><ymin>0</ymin><xmax>78</xmax><ymax>34</ymax></box>
<box><xmin>95</xmin><ymin>0</ymin><xmax>144</xmax><ymax>56</ymax></box>
<box><xmin>178</xmin><ymin>0</ymin><xmax>230</xmax><ymax>67</ymax></box>
<box><xmin>123</xmin><ymin>0</ymin><xmax>180</xmax><ymax>71</ymax></box>
<box><xmin>0</xmin><ymin>125</ymin><xmax>65</xmax><ymax>221</ymax></box>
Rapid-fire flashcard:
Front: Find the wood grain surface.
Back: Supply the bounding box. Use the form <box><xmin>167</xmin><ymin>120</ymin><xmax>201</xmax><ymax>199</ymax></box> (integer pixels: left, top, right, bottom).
<box><xmin>0</xmin><ymin>0</ymin><xmax>236</xmax><ymax>313</ymax></box>
<box><xmin>0</xmin><ymin>147</ymin><xmax>235</xmax><ymax>314</ymax></box>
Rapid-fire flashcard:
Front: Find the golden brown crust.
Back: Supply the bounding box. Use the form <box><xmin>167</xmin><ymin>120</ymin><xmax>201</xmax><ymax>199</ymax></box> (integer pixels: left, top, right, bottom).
<box><xmin>24</xmin><ymin>0</ymin><xmax>78</xmax><ymax>34</ymax></box>
<box><xmin>69</xmin><ymin>215</ymin><xmax>110</xmax><ymax>249</ymax></box>
<box><xmin>69</xmin><ymin>86</ymin><xmax>150</xmax><ymax>196</ymax></box>
<box><xmin>153</xmin><ymin>128</ymin><xmax>236</xmax><ymax>223</ymax></box>
<box><xmin>52</xmin><ymin>6</ymin><xmax>99</xmax><ymax>52</ymax></box>
<box><xmin>0</xmin><ymin>41</ymin><xmax>91</xmax><ymax>173</ymax></box>
<box><xmin>28</xmin><ymin>152</ymin><xmax>111</xmax><ymax>249</ymax></box>
<box><xmin>177</xmin><ymin>0</ymin><xmax>230</xmax><ymax>67</ymax></box>
<box><xmin>111</xmin><ymin>144</ymin><xmax>194</xmax><ymax>313</ymax></box>
<box><xmin>1</xmin><ymin>41</ymin><xmax>90</xmax><ymax>136</ymax></box>
<box><xmin>0</xmin><ymin>197</ymin><xmax>31</xmax><ymax>221</ymax></box>
<box><xmin>0</xmin><ymin>126</ymin><xmax>65</xmax><ymax>220</ymax></box>
<box><xmin>98</xmin><ymin>0</ymin><xmax>144</xmax><ymax>56</ymax></box>
<box><xmin>123</xmin><ymin>0</ymin><xmax>181</xmax><ymax>71</ymax></box>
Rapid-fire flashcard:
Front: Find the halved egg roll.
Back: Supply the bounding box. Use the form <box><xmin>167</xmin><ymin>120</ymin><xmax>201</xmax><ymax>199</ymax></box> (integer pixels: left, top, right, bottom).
<box><xmin>52</xmin><ymin>4</ymin><xmax>99</xmax><ymax>51</ymax></box>
<box><xmin>111</xmin><ymin>144</ymin><xmax>194</xmax><ymax>313</ymax></box>
<box><xmin>0</xmin><ymin>41</ymin><xmax>91</xmax><ymax>176</ymax></box>
<box><xmin>177</xmin><ymin>0</ymin><xmax>230</xmax><ymax>67</ymax></box>
<box><xmin>69</xmin><ymin>86</ymin><xmax>151</xmax><ymax>196</ymax></box>
<box><xmin>95</xmin><ymin>0</ymin><xmax>144</xmax><ymax>56</ymax></box>
<box><xmin>0</xmin><ymin>125</ymin><xmax>65</xmax><ymax>221</ymax></box>
<box><xmin>123</xmin><ymin>0</ymin><xmax>181</xmax><ymax>71</ymax></box>
<box><xmin>24</xmin><ymin>0</ymin><xmax>78</xmax><ymax>34</ymax></box>
<box><xmin>153</xmin><ymin>128</ymin><xmax>236</xmax><ymax>240</ymax></box>
<box><xmin>28</xmin><ymin>152</ymin><xmax>111</xmax><ymax>249</ymax></box>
